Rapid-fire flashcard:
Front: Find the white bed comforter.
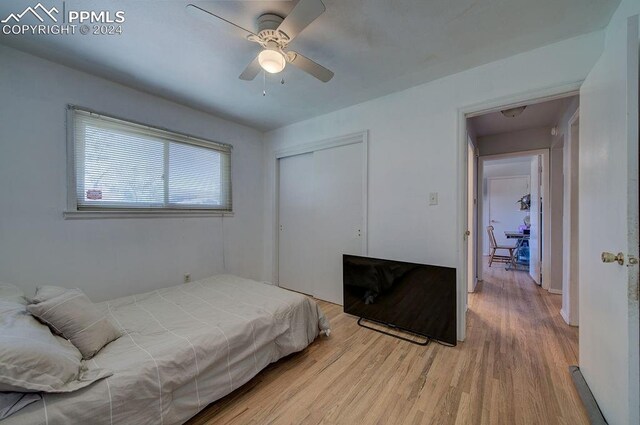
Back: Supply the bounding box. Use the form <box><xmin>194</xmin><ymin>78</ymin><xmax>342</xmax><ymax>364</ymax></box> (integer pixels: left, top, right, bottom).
<box><xmin>4</xmin><ymin>275</ymin><xmax>330</xmax><ymax>425</ymax></box>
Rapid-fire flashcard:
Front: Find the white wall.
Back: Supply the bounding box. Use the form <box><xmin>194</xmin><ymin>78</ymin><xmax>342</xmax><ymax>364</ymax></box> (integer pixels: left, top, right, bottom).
<box><xmin>480</xmin><ymin>161</ymin><xmax>531</xmax><ymax>255</ymax></box>
<box><xmin>477</xmin><ymin>127</ymin><xmax>553</xmax><ymax>156</ymax></box>
<box><xmin>261</xmin><ymin>29</ymin><xmax>605</xmax><ymax>299</ymax></box>
<box><xmin>0</xmin><ymin>45</ymin><xmax>265</xmax><ymax>302</ymax></box>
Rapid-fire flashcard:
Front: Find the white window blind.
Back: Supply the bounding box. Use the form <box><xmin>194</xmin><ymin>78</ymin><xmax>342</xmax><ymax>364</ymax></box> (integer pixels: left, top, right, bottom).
<box><xmin>71</xmin><ymin>108</ymin><xmax>232</xmax><ymax>212</ymax></box>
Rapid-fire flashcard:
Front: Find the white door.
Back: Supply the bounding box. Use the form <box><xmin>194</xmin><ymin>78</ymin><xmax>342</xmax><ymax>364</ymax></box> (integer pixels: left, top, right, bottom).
<box><xmin>488</xmin><ymin>176</ymin><xmax>529</xmax><ymax>248</ymax></box>
<box><xmin>278</xmin><ymin>142</ymin><xmax>365</xmax><ymax>305</ymax></box>
<box><xmin>529</xmin><ymin>155</ymin><xmax>541</xmax><ymax>284</ymax></box>
<box><xmin>579</xmin><ymin>14</ymin><xmax>639</xmax><ymax>425</ymax></box>
<box><xmin>313</xmin><ymin>143</ymin><xmax>364</xmax><ymax>304</ymax></box>
<box><xmin>278</xmin><ymin>153</ymin><xmax>315</xmax><ymax>296</ymax></box>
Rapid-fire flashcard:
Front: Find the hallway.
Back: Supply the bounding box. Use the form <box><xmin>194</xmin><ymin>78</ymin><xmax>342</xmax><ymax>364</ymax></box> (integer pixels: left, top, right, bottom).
<box><xmin>470</xmin><ymin>259</ymin><xmax>584</xmax><ymax>423</ymax></box>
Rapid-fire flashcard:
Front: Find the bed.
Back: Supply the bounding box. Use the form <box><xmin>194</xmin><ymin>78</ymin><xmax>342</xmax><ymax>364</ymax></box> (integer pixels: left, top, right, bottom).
<box><xmin>3</xmin><ymin>274</ymin><xmax>330</xmax><ymax>425</ymax></box>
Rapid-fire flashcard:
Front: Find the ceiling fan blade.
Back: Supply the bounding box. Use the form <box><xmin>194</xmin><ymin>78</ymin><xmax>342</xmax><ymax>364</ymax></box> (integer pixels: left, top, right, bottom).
<box><xmin>287</xmin><ymin>51</ymin><xmax>334</xmax><ymax>82</ymax></box>
<box><xmin>239</xmin><ymin>56</ymin><xmax>262</xmax><ymax>81</ymax></box>
<box><xmin>186</xmin><ymin>4</ymin><xmax>256</xmax><ymax>39</ymax></box>
<box><xmin>277</xmin><ymin>0</ymin><xmax>326</xmax><ymax>41</ymax></box>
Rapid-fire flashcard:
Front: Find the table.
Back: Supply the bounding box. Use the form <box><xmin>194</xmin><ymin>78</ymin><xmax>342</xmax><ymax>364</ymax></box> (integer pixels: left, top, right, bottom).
<box><xmin>504</xmin><ymin>231</ymin><xmax>530</xmax><ymax>271</ymax></box>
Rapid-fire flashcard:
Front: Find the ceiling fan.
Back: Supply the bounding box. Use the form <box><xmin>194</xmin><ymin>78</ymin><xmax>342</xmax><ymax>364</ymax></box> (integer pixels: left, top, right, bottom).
<box><xmin>186</xmin><ymin>0</ymin><xmax>334</xmax><ymax>82</ymax></box>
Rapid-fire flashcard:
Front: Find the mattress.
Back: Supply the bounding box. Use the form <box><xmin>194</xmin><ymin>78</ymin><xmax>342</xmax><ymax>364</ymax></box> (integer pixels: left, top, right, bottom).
<box><xmin>4</xmin><ymin>275</ymin><xmax>330</xmax><ymax>425</ymax></box>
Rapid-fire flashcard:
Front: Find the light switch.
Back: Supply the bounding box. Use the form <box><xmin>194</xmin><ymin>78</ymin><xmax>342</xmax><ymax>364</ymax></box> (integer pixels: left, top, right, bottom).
<box><xmin>429</xmin><ymin>192</ymin><xmax>438</xmax><ymax>206</ymax></box>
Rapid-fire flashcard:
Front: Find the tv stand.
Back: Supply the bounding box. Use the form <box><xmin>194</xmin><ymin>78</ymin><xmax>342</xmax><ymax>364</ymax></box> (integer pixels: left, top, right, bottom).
<box><xmin>357</xmin><ymin>317</ymin><xmax>429</xmax><ymax>346</ymax></box>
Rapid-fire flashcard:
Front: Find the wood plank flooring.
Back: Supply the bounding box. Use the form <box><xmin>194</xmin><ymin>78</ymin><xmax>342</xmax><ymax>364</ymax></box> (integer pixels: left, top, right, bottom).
<box><xmin>187</xmin><ymin>262</ymin><xmax>587</xmax><ymax>425</ymax></box>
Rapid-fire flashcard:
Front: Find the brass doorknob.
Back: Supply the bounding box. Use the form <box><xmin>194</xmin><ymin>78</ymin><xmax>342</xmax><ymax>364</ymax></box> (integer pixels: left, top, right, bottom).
<box><xmin>602</xmin><ymin>252</ymin><xmax>625</xmax><ymax>265</ymax></box>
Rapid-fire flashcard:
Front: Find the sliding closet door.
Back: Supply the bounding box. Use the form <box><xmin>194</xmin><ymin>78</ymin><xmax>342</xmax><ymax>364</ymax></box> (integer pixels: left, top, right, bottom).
<box><xmin>278</xmin><ymin>140</ymin><xmax>365</xmax><ymax>305</ymax></box>
<box><xmin>278</xmin><ymin>153</ymin><xmax>315</xmax><ymax>296</ymax></box>
<box><xmin>313</xmin><ymin>143</ymin><xmax>364</xmax><ymax>304</ymax></box>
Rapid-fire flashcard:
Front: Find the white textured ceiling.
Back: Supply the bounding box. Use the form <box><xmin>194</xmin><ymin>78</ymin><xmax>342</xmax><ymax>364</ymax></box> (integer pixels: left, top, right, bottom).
<box><xmin>0</xmin><ymin>1</ymin><xmax>618</xmax><ymax>130</ymax></box>
<box><xmin>469</xmin><ymin>95</ymin><xmax>578</xmax><ymax>137</ymax></box>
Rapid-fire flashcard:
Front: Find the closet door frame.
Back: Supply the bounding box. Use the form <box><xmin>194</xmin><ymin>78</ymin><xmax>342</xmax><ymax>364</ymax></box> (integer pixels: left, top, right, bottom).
<box><xmin>273</xmin><ymin>131</ymin><xmax>369</xmax><ymax>286</ymax></box>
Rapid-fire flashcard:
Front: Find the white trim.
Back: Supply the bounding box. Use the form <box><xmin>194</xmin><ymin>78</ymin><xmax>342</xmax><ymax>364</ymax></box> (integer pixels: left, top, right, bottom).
<box><xmin>560</xmin><ymin>307</ymin><xmax>571</xmax><ymax>325</ymax></box>
<box><xmin>477</xmin><ymin>162</ymin><xmax>485</xmax><ymax>281</ymax></box>
<box><xmin>466</xmin><ymin>136</ymin><xmax>479</xmax><ymax>293</ymax></box>
<box><xmin>64</xmin><ymin>210</ymin><xmax>234</xmax><ymax>219</ymax></box>
<box><xmin>563</xmin><ymin>107</ymin><xmax>580</xmax><ymax>326</ymax></box>
<box><xmin>548</xmin><ymin>288</ymin><xmax>563</xmax><ymax>295</ymax></box>
<box><xmin>464</xmin><ymin>83</ymin><xmax>581</xmax><ymax>119</ymax></box>
<box><xmin>457</xmin><ymin>81</ymin><xmax>583</xmax><ymax>342</ymax></box>
<box><xmin>66</xmin><ymin>107</ymin><xmax>77</xmax><ymax>212</ymax></box>
<box><xmin>274</xmin><ymin>131</ymin><xmax>366</xmax><ymax>159</ymax></box>
<box><xmin>272</xmin><ymin>131</ymin><xmax>369</xmax><ymax>285</ymax></box>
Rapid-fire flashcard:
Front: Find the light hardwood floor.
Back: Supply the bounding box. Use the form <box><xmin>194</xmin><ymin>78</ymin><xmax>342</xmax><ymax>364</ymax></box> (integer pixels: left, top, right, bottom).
<box><xmin>187</xmin><ymin>263</ymin><xmax>587</xmax><ymax>425</ymax></box>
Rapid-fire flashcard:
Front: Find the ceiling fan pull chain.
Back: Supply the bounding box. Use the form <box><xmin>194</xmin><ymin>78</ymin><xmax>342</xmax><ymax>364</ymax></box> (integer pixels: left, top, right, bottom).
<box><xmin>263</xmin><ymin>70</ymin><xmax>267</xmax><ymax>96</ymax></box>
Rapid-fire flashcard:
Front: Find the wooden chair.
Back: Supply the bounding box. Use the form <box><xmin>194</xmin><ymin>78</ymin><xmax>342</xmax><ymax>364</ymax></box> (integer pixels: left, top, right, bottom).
<box><xmin>487</xmin><ymin>225</ymin><xmax>516</xmax><ymax>267</ymax></box>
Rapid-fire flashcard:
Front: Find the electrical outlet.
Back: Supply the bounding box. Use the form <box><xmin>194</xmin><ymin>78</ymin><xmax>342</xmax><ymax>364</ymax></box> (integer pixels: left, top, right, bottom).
<box><xmin>184</xmin><ymin>273</ymin><xmax>191</xmax><ymax>283</ymax></box>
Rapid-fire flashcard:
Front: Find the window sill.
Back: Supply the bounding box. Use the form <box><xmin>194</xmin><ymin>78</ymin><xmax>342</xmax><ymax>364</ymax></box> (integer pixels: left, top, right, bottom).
<box><xmin>64</xmin><ymin>210</ymin><xmax>234</xmax><ymax>219</ymax></box>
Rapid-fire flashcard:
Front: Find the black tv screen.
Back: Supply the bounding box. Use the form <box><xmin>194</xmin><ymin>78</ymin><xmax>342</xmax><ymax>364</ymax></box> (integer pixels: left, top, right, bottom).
<box><xmin>343</xmin><ymin>255</ymin><xmax>457</xmax><ymax>345</ymax></box>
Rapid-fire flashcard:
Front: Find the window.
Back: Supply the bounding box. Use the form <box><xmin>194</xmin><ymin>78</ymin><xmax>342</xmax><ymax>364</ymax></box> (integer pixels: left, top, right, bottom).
<box><xmin>69</xmin><ymin>108</ymin><xmax>232</xmax><ymax>215</ymax></box>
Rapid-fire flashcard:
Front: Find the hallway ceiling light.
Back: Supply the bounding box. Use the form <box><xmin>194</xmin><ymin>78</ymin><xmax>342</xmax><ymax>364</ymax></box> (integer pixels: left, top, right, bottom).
<box><xmin>500</xmin><ymin>106</ymin><xmax>527</xmax><ymax>118</ymax></box>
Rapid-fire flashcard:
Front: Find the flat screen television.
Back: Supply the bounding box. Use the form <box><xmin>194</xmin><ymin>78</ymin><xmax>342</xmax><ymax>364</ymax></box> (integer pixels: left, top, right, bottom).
<box><xmin>343</xmin><ymin>255</ymin><xmax>457</xmax><ymax>345</ymax></box>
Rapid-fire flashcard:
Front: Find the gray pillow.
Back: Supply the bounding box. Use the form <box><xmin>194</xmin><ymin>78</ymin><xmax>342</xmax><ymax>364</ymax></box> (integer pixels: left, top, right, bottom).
<box><xmin>27</xmin><ymin>287</ymin><xmax>122</xmax><ymax>359</ymax></box>
<box><xmin>0</xmin><ymin>300</ymin><xmax>112</xmax><ymax>393</ymax></box>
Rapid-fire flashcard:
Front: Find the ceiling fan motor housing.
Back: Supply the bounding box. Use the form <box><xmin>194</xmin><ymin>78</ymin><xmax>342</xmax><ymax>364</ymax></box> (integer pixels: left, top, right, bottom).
<box><xmin>250</xmin><ymin>13</ymin><xmax>291</xmax><ymax>49</ymax></box>
<box><xmin>257</xmin><ymin>13</ymin><xmax>284</xmax><ymax>32</ymax></box>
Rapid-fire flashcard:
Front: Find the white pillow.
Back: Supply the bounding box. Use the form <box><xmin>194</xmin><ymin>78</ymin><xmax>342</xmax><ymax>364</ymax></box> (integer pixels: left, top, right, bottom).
<box><xmin>27</xmin><ymin>287</ymin><xmax>122</xmax><ymax>359</ymax></box>
<box><xmin>0</xmin><ymin>300</ymin><xmax>112</xmax><ymax>393</ymax></box>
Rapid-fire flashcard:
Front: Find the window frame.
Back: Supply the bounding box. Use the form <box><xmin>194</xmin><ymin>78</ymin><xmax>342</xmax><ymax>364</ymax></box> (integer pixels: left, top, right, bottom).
<box><xmin>65</xmin><ymin>105</ymin><xmax>234</xmax><ymax>219</ymax></box>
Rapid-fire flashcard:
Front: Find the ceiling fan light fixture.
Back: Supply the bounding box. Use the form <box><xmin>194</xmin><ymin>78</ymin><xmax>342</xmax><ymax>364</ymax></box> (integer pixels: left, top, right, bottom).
<box><xmin>258</xmin><ymin>49</ymin><xmax>286</xmax><ymax>74</ymax></box>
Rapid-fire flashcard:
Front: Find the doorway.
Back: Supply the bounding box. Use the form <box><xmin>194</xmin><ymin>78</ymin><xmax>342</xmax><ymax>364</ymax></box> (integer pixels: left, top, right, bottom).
<box><xmin>477</xmin><ymin>151</ymin><xmax>549</xmax><ymax>284</ymax></box>
<box><xmin>460</xmin><ymin>90</ymin><xmax>581</xmax><ymax>341</ymax></box>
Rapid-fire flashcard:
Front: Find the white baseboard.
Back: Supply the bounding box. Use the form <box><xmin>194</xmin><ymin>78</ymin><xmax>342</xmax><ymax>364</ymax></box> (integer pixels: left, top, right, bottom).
<box><xmin>548</xmin><ymin>288</ymin><xmax>563</xmax><ymax>295</ymax></box>
<box><xmin>560</xmin><ymin>308</ymin><xmax>570</xmax><ymax>325</ymax></box>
